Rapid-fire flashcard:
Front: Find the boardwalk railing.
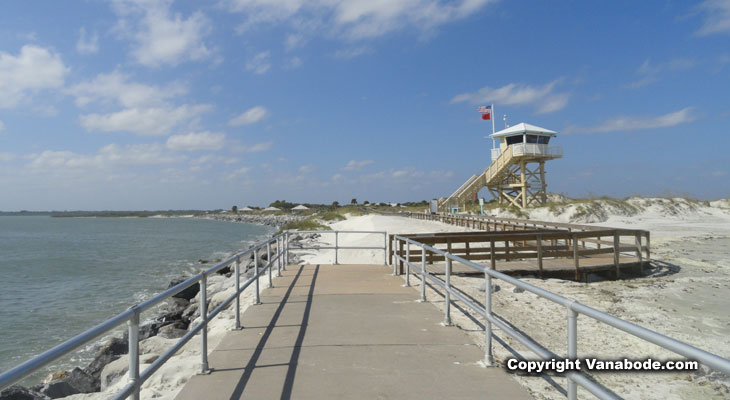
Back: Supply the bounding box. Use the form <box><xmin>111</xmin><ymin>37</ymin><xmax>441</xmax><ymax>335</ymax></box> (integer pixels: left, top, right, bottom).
<box><xmin>0</xmin><ymin>230</ymin><xmax>386</xmax><ymax>400</ymax></box>
<box><xmin>389</xmin><ymin>229</ymin><xmax>649</xmax><ymax>280</ymax></box>
<box><xmin>286</xmin><ymin>230</ymin><xmax>388</xmax><ymax>265</ymax></box>
<box><xmin>391</xmin><ymin>234</ymin><xmax>730</xmax><ymax>400</ymax></box>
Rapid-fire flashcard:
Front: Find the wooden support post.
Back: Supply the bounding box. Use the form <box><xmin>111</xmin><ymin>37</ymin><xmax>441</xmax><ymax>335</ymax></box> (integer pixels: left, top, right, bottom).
<box><xmin>573</xmin><ymin>233</ymin><xmax>580</xmax><ymax>281</ymax></box>
<box><xmin>635</xmin><ymin>233</ymin><xmax>643</xmax><ymax>274</ymax></box>
<box><xmin>520</xmin><ymin>161</ymin><xmax>527</xmax><ymax>208</ymax></box>
<box><xmin>398</xmin><ymin>239</ymin><xmax>404</xmax><ymax>274</ymax></box>
<box><xmin>613</xmin><ymin>232</ymin><xmax>620</xmax><ymax>279</ymax></box>
<box><xmin>539</xmin><ymin>161</ymin><xmax>546</xmax><ymax>204</ymax></box>
<box><xmin>466</xmin><ymin>241</ymin><xmax>471</xmax><ymax>258</ymax></box>
<box><xmin>490</xmin><ymin>239</ymin><xmax>496</xmax><ymax>270</ymax></box>
<box><xmin>645</xmin><ymin>232</ymin><xmax>651</xmax><ymax>261</ymax></box>
<box><xmin>505</xmin><ymin>241</ymin><xmax>510</xmax><ymax>259</ymax></box>
<box><xmin>536</xmin><ymin>234</ymin><xmax>543</xmax><ymax>279</ymax></box>
<box><xmin>388</xmin><ymin>234</ymin><xmax>393</xmax><ymax>265</ymax></box>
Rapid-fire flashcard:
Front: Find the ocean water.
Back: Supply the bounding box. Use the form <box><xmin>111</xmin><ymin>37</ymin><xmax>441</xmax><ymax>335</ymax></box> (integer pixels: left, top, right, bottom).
<box><xmin>0</xmin><ymin>216</ymin><xmax>274</xmax><ymax>383</ymax></box>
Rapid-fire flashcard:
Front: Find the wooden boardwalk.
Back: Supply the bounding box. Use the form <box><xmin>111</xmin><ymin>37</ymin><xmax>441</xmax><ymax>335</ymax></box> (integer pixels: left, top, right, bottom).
<box><xmin>175</xmin><ymin>264</ymin><xmax>531</xmax><ymax>400</ymax></box>
<box><xmin>422</xmin><ymin>254</ymin><xmax>644</xmax><ymax>280</ymax></box>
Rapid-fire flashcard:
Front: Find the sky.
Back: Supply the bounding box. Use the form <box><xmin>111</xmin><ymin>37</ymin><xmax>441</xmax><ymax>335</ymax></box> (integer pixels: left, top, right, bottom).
<box><xmin>1</xmin><ymin>0</ymin><xmax>729</xmax><ymax>211</ymax></box>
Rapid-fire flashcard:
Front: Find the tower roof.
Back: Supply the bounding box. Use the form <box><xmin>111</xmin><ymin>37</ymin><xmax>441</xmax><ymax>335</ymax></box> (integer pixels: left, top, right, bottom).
<box><xmin>488</xmin><ymin>122</ymin><xmax>557</xmax><ymax>138</ymax></box>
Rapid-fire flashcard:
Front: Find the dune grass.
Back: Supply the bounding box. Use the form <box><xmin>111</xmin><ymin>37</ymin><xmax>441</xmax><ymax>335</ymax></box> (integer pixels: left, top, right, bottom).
<box><xmin>277</xmin><ymin>218</ymin><xmax>331</xmax><ymax>234</ymax></box>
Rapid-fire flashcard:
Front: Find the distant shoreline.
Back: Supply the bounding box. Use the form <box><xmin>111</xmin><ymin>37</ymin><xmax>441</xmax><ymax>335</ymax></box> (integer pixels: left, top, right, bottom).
<box><xmin>0</xmin><ymin>210</ymin><xmax>212</xmax><ymax>218</ymax></box>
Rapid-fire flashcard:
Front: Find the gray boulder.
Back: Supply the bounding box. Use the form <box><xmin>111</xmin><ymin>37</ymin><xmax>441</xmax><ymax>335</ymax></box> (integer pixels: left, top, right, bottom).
<box><xmin>0</xmin><ymin>385</ymin><xmax>49</xmax><ymax>400</ymax></box>
<box><xmin>158</xmin><ymin>324</ymin><xmax>187</xmax><ymax>339</ymax></box>
<box><xmin>168</xmin><ymin>276</ymin><xmax>200</xmax><ymax>301</ymax></box>
<box><xmin>84</xmin><ymin>337</ymin><xmax>128</xmax><ymax>385</ymax></box>
<box><xmin>39</xmin><ymin>368</ymin><xmax>96</xmax><ymax>398</ymax></box>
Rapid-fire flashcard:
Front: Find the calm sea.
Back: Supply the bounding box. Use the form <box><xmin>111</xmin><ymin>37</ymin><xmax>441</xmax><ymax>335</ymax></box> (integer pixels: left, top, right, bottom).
<box><xmin>0</xmin><ymin>216</ymin><xmax>274</xmax><ymax>383</ymax></box>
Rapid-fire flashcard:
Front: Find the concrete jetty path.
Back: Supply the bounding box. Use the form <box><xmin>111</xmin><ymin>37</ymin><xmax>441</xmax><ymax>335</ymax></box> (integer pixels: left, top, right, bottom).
<box><xmin>176</xmin><ymin>264</ymin><xmax>531</xmax><ymax>399</ymax></box>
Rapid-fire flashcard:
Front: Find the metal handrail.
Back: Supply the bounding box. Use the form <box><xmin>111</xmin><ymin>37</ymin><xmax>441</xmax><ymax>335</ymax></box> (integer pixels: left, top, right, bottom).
<box><xmin>392</xmin><ymin>234</ymin><xmax>730</xmax><ymax>400</ymax></box>
<box><xmin>0</xmin><ymin>230</ymin><xmax>387</xmax><ymax>400</ymax></box>
<box><xmin>286</xmin><ymin>230</ymin><xmax>388</xmax><ymax>265</ymax></box>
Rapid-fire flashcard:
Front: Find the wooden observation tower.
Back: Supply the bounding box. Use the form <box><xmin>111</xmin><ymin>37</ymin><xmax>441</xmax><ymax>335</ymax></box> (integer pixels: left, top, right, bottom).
<box><xmin>439</xmin><ymin>123</ymin><xmax>563</xmax><ymax>211</ymax></box>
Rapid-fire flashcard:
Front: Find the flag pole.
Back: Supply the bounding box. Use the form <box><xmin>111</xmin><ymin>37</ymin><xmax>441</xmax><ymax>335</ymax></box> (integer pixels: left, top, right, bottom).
<box><xmin>491</xmin><ymin>103</ymin><xmax>495</xmax><ymax>149</ymax></box>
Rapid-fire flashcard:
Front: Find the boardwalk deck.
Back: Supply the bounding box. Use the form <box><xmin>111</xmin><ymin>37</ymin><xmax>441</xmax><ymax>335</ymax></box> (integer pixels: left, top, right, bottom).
<box><xmin>175</xmin><ymin>264</ymin><xmax>531</xmax><ymax>400</ymax></box>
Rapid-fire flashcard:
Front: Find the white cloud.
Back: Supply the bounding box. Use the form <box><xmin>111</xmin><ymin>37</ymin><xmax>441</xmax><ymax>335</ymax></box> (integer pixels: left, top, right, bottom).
<box><xmin>166</xmin><ymin>132</ymin><xmax>225</xmax><ymax>151</ymax></box>
<box><xmin>333</xmin><ymin>46</ymin><xmax>372</xmax><ymax>59</ymax></box>
<box><xmin>697</xmin><ymin>0</ymin><xmax>730</xmax><ymax>35</ymax></box>
<box><xmin>224</xmin><ymin>167</ymin><xmax>251</xmax><ymax>180</ymax></box>
<box><xmin>246</xmin><ymin>51</ymin><xmax>271</xmax><ymax>74</ymax></box>
<box><xmin>230</xmin><ymin>141</ymin><xmax>274</xmax><ymax>153</ymax></box>
<box><xmin>247</xmin><ymin>141</ymin><xmax>273</xmax><ymax>152</ymax></box>
<box><xmin>451</xmin><ymin>80</ymin><xmax>569</xmax><ymax>114</ymax></box>
<box><xmin>80</xmin><ymin>104</ymin><xmax>211</xmax><ymax>136</ymax></box>
<box><xmin>76</xmin><ymin>27</ymin><xmax>99</xmax><ymax>54</ymax></box>
<box><xmin>626</xmin><ymin>58</ymin><xmax>696</xmax><ymax>88</ymax></box>
<box><xmin>68</xmin><ymin>71</ymin><xmax>187</xmax><ymax>108</ymax></box>
<box><xmin>113</xmin><ymin>0</ymin><xmax>212</xmax><ymax>67</ymax></box>
<box><xmin>285</xmin><ymin>56</ymin><xmax>303</xmax><ymax>69</ymax></box>
<box><xmin>0</xmin><ymin>45</ymin><xmax>69</xmax><ymax>108</ymax></box>
<box><xmin>564</xmin><ymin>107</ymin><xmax>697</xmax><ymax>134</ymax></box>
<box><xmin>285</xmin><ymin>33</ymin><xmax>307</xmax><ymax>50</ymax></box>
<box><xmin>342</xmin><ymin>159</ymin><xmax>373</xmax><ymax>171</ymax></box>
<box><xmin>227</xmin><ymin>0</ymin><xmax>495</xmax><ymax>40</ymax></box>
<box><xmin>229</xmin><ymin>106</ymin><xmax>269</xmax><ymax>126</ymax></box>
<box><xmin>298</xmin><ymin>164</ymin><xmax>315</xmax><ymax>174</ymax></box>
<box><xmin>27</xmin><ymin>143</ymin><xmax>181</xmax><ymax>170</ymax></box>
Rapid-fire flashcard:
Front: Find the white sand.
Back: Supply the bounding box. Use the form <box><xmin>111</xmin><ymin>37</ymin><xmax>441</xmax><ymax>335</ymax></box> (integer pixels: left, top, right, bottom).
<box><xmin>66</xmin><ymin>202</ymin><xmax>730</xmax><ymax>399</ymax></box>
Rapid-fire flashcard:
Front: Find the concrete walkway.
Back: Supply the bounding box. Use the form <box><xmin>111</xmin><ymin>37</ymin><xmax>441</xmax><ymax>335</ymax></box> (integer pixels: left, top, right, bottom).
<box><xmin>176</xmin><ymin>264</ymin><xmax>531</xmax><ymax>400</ymax></box>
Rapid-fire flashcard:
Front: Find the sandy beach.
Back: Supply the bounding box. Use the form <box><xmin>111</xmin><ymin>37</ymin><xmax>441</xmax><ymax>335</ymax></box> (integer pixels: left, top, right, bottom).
<box><xmin>293</xmin><ymin>205</ymin><xmax>730</xmax><ymax>399</ymax></box>
<box><xmin>59</xmin><ymin>201</ymin><xmax>730</xmax><ymax>399</ymax></box>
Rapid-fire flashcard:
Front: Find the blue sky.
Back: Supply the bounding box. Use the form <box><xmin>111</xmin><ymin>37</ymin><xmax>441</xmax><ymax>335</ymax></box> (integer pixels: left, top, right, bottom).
<box><xmin>0</xmin><ymin>0</ymin><xmax>729</xmax><ymax>210</ymax></box>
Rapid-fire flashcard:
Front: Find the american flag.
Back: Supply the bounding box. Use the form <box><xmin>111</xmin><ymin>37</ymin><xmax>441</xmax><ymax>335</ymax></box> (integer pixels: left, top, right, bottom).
<box><xmin>478</xmin><ymin>105</ymin><xmax>491</xmax><ymax>120</ymax></box>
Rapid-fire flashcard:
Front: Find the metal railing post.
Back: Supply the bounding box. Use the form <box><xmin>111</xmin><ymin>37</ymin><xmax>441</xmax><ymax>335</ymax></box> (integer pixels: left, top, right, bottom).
<box><xmin>567</xmin><ymin>307</ymin><xmax>578</xmax><ymax>400</ymax></box>
<box><xmin>420</xmin><ymin>247</ymin><xmax>426</xmax><ymax>302</ymax></box>
<box><xmin>267</xmin><ymin>241</ymin><xmax>273</xmax><ymax>288</ymax></box>
<box><xmin>199</xmin><ymin>273</ymin><xmax>209</xmax><ymax>374</ymax></box>
<box><xmin>277</xmin><ymin>236</ymin><xmax>282</xmax><ymax>277</ymax></box>
<box><xmin>383</xmin><ymin>232</ymin><xmax>387</xmax><ymax>266</ymax></box>
<box><xmin>234</xmin><ymin>257</ymin><xmax>241</xmax><ymax>330</ymax></box>
<box><xmin>284</xmin><ymin>232</ymin><xmax>289</xmax><ymax>268</ymax></box>
<box><xmin>444</xmin><ymin>255</ymin><xmax>452</xmax><ymax>325</ymax></box>
<box><xmin>127</xmin><ymin>310</ymin><xmax>140</xmax><ymax>400</ymax></box>
<box><xmin>405</xmin><ymin>242</ymin><xmax>411</xmax><ymax>287</ymax></box>
<box><xmin>335</xmin><ymin>231</ymin><xmax>339</xmax><ymax>265</ymax></box>
<box><xmin>484</xmin><ymin>269</ymin><xmax>494</xmax><ymax>366</ymax></box>
<box><xmin>254</xmin><ymin>250</ymin><xmax>261</xmax><ymax>305</ymax></box>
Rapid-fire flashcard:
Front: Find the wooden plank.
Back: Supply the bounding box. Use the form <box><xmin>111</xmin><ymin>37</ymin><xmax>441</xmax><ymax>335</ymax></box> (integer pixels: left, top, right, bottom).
<box><xmin>573</xmin><ymin>234</ymin><xmax>579</xmax><ymax>281</ymax></box>
<box><xmin>613</xmin><ymin>232</ymin><xmax>620</xmax><ymax>279</ymax></box>
<box><xmin>537</xmin><ymin>234</ymin><xmax>543</xmax><ymax>279</ymax></box>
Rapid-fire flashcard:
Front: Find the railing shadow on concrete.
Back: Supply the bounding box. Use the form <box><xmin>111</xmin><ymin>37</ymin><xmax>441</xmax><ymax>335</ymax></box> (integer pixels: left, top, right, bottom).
<box><xmin>391</xmin><ymin>234</ymin><xmax>730</xmax><ymax>400</ymax></box>
<box><xmin>226</xmin><ymin>264</ymin><xmax>320</xmax><ymax>400</ymax></box>
<box><xmin>0</xmin><ymin>231</ymin><xmax>387</xmax><ymax>400</ymax></box>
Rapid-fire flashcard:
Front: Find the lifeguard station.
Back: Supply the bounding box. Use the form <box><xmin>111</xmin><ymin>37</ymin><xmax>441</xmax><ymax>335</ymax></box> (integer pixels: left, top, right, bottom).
<box><xmin>439</xmin><ymin>122</ymin><xmax>563</xmax><ymax>211</ymax></box>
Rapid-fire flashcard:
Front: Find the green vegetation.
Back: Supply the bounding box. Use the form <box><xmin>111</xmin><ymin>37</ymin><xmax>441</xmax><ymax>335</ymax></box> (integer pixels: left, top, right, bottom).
<box><xmin>269</xmin><ymin>200</ymin><xmax>297</xmax><ymax>210</ymax></box>
<box><xmin>317</xmin><ymin>211</ymin><xmax>346</xmax><ymax>221</ymax></box>
<box><xmin>277</xmin><ymin>218</ymin><xmax>331</xmax><ymax>234</ymax></box>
